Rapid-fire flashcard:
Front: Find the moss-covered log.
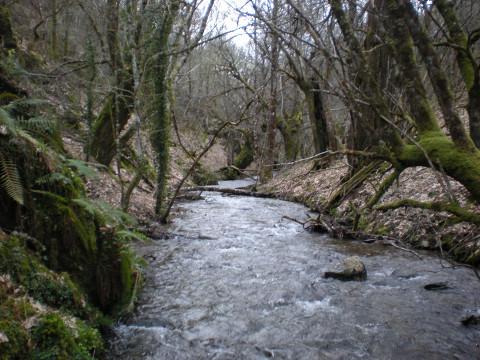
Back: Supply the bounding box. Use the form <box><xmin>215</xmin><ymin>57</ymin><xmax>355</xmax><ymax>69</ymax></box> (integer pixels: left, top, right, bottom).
<box><xmin>398</xmin><ymin>132</ymin><xmax>480</xmax><ymax>201</ymax></box>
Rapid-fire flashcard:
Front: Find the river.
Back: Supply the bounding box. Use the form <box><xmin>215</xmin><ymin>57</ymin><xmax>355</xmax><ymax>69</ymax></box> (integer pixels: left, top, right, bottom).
<box><xmin>109</xmin><ymin>180</ymin><xmax>480</xmax><ymax>359</ymax></box>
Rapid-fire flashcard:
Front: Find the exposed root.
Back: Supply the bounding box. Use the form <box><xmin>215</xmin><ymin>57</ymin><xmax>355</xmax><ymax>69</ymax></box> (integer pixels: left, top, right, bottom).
<box><xmin>376</xmin><ymin>199</ymin><xmax>480</xmax><ymax>226</ymax></box>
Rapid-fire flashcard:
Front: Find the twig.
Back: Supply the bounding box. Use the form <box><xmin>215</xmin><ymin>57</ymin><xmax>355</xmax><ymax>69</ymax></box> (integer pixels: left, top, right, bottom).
<box><xmin>384</xmin><ymin>240</ymin><xmax>423</xmax><ymax>260</ymax></box>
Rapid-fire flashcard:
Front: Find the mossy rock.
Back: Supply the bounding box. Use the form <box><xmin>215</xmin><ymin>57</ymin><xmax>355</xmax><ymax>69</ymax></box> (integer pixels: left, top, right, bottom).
<box><xmin>233</xmin><ymin>139</ymin><xmax>254</xmax><ymax>170</ymax></box>
<box><xmin>191</xmin><ymin>164</ymin><xmax>219</xmax><ymax>186</ymax></box>
<box><xmin>218</xmin><ymin>166</ymin><xmax>241</xmax><ymax>181</ymax></box>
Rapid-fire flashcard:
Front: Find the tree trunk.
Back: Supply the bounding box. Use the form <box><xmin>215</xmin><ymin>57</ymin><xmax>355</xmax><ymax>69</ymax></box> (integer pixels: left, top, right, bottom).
<box><xmin>260</xmin><ymin>0</ymin><xmax>280</xmax><ymax>182</ymax></box>
<box><xmin>435</xmin><ymin>0</ymin><xmax>480</xmax><ymax>148</ymax></box>
<box><xmin>89</xmin><ymin>0</ymin><xmax>134</xmax><ymax>166</ymax></box>
<box><xmin>328</xmin><ymin>0</ymin><xmax>480</xmax><ymax>203</ymax></box>
<box><xmin>151</xmin><ymin>0</ymin><xmax>181</xmax><ymax>215</ymax></box>
<box><xmin>0</xmin><ymin>5</ymin><xmax>16</xmax><ymax>50</ymax></box>
<box><xmin>304</xmin><ymin>79</ymin><xmax>329</xmax><ymax>154</ymax></box>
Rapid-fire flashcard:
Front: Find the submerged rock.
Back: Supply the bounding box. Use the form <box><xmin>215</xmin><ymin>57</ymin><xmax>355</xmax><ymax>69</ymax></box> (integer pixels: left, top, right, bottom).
<box><xmin>424</xmin><ymin>282</ymin><xmax>450</xmax><ymax>291</ymax></box>
<box><xmin>324</xmin><ymin>256</ymin><xmax>367</xmax><ymax>281</ymax></box>
<box><xmin>461</xmin><ymin>310</ymin><xmax>480</xmax><ymax>326</ymax></box>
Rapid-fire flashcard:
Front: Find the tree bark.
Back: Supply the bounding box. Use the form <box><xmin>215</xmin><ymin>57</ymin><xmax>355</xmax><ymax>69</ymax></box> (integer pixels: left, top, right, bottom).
<box><xmin>90</xmin><ymin>0</ymin><xmax>134</xmax><ymax>166</ymax></box>
<box><xmin>303</xmin><ymin>79</ymin><xmax>329</xmax><ymax>154</ymax></box>
<box><xmin>435</xmin><ymin>0</ymin><xmax>480</xmax><ymax>148</ymax></box>
<box><xmin>260</xmin><ymin>0</ymin><xmax>280</xmax><ymax>182</ymax></box>
<box><xmin>151</xmin><ymin>0</ymin><xmax>181</xmax><ymax>215</ymax></box>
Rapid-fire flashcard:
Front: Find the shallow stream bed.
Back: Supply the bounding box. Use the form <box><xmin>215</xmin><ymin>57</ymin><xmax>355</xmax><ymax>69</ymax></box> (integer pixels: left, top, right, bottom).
<box><xmin>109</xmin><ymin>182</ymin><xmax>480</xmax><ymax>359</ymax></box>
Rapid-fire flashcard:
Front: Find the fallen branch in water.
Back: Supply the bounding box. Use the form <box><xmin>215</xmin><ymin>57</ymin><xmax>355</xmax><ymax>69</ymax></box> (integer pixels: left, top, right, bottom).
<box><xmin>282</xmin><ymin>215</ymin><xmax>307</xmax><ymax>226</ymax></box>
<box><xmin>182</xmin><ymin>186</ymin><xmax>274</xmax><ymax>198</ymax></box>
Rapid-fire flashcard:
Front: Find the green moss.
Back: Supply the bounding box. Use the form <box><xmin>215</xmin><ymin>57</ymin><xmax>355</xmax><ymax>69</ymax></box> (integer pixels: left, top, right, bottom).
<box><xmin>32</xmin><ymin>314</ymin><xmax>75</xmax><ymax>360</ymax></box>
<box><xmin>0</xmin><ymin>5</ymin><xmax>16</xmax><ymax>50</ymax></box>
<box><xmin>0</xmin><ymin>235</ymin><xmax>89</xmax><ymax>318</ymax></box>
<box><xmin>191</xmin><ymin>164</ymin><xmax>219</xmax><ymax>186</ymax></box>
<box><xmin>0</xmin><ymin>320</ymin><xmax>29</xmax><ymax>359</ymax></box>
<box><xmin>218</xmin><ymin>166</ymin><xmax>241</xmax><ymax>180</ymax></box>
<box><xmin>399</xmin><ymin>132</ymin><xmax>480</xmax><ymax>201</ymax></box>
<box><xmin>233</xmin><ymin>136</ymin><xmax>254</xmax><ymax>170</ymax></box>
<box><xmin>0</xmin><ymin>92</ymin><xmax>19</xmax><ymax>105</ymax></box>
<box><xmin>31</xmin><ymin>313</ymin><xmax>102</xmax><ymax>360</ymax></box>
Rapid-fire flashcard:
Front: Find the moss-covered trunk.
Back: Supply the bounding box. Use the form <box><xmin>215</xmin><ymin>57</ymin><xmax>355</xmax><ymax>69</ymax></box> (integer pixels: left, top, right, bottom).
<box><xmin>151</xmin><ymin>1</ymin><xmax>181</xmax><ymax>215</ymax></box>
<box><xmin>89</xmin><ymin>0</ymin><xmax>134</xmax><ymax>166</ymax></box>
<box><xmin>277</xmin><ymin>111</ymin><xmax>302</xmax><ymax>161</ymax></box>
<box><xmin>398</xmin><ymin>133</ymin><xmax>480</xmax><ymax>201</ymax></box>
<box><xmin>435</xmin><ymin>0</ymin><xmax>480</xmax><ymax>148</ymax></box>
<box><xmin>89</xmin><ymin>75</ymin><xmax>134</xmax><ymax>166</ymax></box>
<box><xmin>329</xmin><ymin>0</ymin><xmax>480</xmax><ymax>204</ymax></box>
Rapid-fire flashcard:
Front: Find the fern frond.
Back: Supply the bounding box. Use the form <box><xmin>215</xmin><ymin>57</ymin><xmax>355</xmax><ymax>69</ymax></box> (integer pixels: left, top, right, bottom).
<box><xmin>17</xmin><ymin>116</ymin><xmax>56</xmax><ymax>133</ymax></box>
<box><xmin>3</xmin><ymin>98</ymin><xmax>49</xmax><ymax>113</ymax></box>
<box><xmin>0</xmin><ymin>152</ymin><xmax>24</xmax><ymax>205</ymax></box>
<box><xmin>65</xmin><ymin>159</ymin><xmax>99</xmax><ymax>179</ymax></box>
<box><xmin>35</xmin><ymin>172</ymin><xmax>73</xmax><ymax>186</ymax></box>
<box><xmin>0</xmin><ymin>108</ymin><xmax>18</xmax><ymax>136</ymax></box>
<box><xmin>116</xmin><ymin>229</ymin><xmax>149</xmax><ymax>243</ymax></box>
<box><xmin>72</xmin><ymin>198</ymin><xmax>136</xmax><ymax>227</ymax></box>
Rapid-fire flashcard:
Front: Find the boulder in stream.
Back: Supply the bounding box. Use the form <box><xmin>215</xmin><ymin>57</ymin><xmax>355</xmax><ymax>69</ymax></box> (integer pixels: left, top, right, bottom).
<box><xmin>324</xmin><ymin>256</ymin><xmax>367</xmax><ymax>281</ymax></box>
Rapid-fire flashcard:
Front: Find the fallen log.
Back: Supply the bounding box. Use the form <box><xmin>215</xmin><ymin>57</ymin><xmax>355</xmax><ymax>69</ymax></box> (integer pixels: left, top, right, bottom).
<box><xmin>182</xmin><ymin>186</ymin><xmax>274</xmax><ymax>199</ymax></box>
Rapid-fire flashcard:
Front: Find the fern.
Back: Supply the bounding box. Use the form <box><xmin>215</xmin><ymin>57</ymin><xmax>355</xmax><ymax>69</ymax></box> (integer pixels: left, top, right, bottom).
<box><xmin>2</xmin><ymin>98</ymin><xmax>49</xmax><ymax>114</ymax></box>
<box><xmin>72</xmin><ymin>198</ymin><xmax>136</xmax><ymax>228</ymax></box>
<box><xmin>0</xmin><ymin>152</ymin><xmax>24</xmax><ymax>205</ymax></box>
<box><xmin>0</xmin><ymin>108</ymin><xmax>18</xmax><ymax>136</ymax></box>
<box><xmin>64</xmin><ymin>159</ymin><xmax>99</xmax><ymax>179</ymax></box>
<box><xmin>17</xmin><ymin>116</ymin><xmax>56</xmax><ymax>133</ymax></box>
<box><xmin>35</xmin><ymin>172</ymin><xmax>73</xmax><ymax>186</ymax></box>
<box><xmin>116</xmin><ymin>229</ymin><xmax>149</xmax><ymax>243</ymax></box>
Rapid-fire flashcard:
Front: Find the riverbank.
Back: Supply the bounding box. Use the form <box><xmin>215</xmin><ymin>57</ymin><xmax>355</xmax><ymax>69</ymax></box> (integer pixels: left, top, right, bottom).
<box><xmin>260</xmin><ymin>159</ymin><xmax>480</xmax><ymax>266</ymax></box>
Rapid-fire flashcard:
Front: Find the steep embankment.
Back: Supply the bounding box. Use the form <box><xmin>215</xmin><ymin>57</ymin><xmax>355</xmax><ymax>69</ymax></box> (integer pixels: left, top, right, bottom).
<box><xmin>260</xmin><ymin>159</ymin><xmax>480</xmax><ymax>265</ymax></box>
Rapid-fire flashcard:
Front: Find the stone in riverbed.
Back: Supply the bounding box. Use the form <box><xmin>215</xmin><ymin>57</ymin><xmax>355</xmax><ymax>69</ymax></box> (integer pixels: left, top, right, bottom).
<box><xmin>324</xmin><ymin>256</ymin><xmax>367</xmax><ymax>281</ymax></box>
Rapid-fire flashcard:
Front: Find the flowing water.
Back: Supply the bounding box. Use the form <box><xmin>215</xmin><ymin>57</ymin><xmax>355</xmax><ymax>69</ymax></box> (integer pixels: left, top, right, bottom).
<box><xmin>109</xmin><ymin>181</ymin><xmax>480</xmax><ymax>359</ymax></box>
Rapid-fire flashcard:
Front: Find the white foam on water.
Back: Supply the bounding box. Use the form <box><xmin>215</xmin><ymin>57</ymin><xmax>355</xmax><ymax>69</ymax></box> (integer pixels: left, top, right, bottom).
<box><xmin>296</xmin><ymin>297</ymin><xmax>339</xmax><ymax>315</ymax></box>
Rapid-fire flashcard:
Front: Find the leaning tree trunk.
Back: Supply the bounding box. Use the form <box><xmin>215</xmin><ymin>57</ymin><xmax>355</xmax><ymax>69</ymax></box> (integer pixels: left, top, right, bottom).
<box><xmin>328</xmin><ymin>0</ymin><xmax>480</xmax><ymax>203</ymax></box>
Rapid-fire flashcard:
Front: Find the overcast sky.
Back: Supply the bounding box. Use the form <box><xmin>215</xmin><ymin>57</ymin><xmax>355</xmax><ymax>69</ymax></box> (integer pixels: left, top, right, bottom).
<box><xmin>213</xmin><ymin>0</ymin><xmax>253</xmax><ymax>47</ymax></box>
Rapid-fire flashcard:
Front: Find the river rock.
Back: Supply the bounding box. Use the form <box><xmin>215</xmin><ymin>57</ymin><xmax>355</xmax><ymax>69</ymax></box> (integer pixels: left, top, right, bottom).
<box><xmin>324</xmin><ymin>256</ymin><xmax>367</xmax><ymax>281</ymax></box>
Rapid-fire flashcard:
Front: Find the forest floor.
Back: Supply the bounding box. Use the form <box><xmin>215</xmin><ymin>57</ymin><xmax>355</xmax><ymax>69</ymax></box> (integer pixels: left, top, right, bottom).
<box><xmin>260</xmin><ymin>159</ymin><xmax>480</xmax><ymax>265</ymax></box>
